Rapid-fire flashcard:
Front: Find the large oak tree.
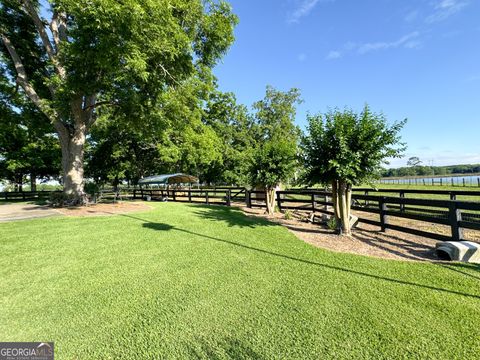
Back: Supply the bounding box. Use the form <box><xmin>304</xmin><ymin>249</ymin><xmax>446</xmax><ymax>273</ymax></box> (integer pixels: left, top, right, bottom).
<box><xmin>1</xmin><ymin>0</ymin><xmax>237</xmax><ymax>203</ymax></box>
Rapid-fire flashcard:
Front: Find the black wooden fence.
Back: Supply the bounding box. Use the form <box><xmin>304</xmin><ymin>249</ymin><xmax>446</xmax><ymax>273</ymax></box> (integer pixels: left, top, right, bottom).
<box><xmin>352</xmin><ymin>188</ymin><xmax>480</xmax><ymax>201</ymax></box>
<box><xmin>132</xmin><ymin>188</ymin><xmax>237</xmax><ymax>206</ymax></box>
<box><xmin>0</xmin><ymin>190</ymin><xmax>61</xmax><ymax>201</ymax></box>
<box><xmin>3</xmin><ymin>187</ymin><xmax>479</xmax><ymax>242</ymax></box>
<box><xmin>266</xmin><ymin>190</ymin><xmax>480</xmax><ymax>242</ymax></box>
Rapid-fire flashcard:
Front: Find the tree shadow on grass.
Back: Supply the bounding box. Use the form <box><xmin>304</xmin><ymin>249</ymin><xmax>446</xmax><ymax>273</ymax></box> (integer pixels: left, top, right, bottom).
<box><xmin>437</xmin><ymin>263</ymin><xmax>480</xmax><ymax>280</ymax></box>
<box><xmin>121</xmin><ymin>213</ymin><xmax>480</xmax><ymax>300</ymax></box>
<box><xmin>284</xmin><ymin>223</ymin><xmax>438</xmax><ymax>262</ymax></box>
<box><xmin>188</xmin><ymin>204</ymin><xmax>276</xmax><ymax>229</ymax></box>
<box><xmin>187</xmin><ymin>337</ymin><xmax>264</xmax><ymax>360</ymax></box>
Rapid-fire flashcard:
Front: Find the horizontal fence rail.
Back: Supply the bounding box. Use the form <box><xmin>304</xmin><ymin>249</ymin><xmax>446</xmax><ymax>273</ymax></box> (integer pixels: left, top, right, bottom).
<box><xmin>132</xmin><ymin>188</ymin><xmax>235</xmax><ymax>206</ymax></box>
<box><xmin>0</xmin><ymin>190</ymin><xmax>61</xmax><ymax>201</ymax></box>
<box><xmin>375</xmin><ymin>176</ymin><xmax>480</xmax><ymax>187</ymax></box>
<box><xmin>352</xmin><ymin>188</ymin><xmax>480</xmax><ymax>200</ymax></box>
<box><xmin>270</xmin><ymin>189</ymin><xmax>480</xmax><ymax>242</ymax></box>
<box><xmin>290</xmin><ymin>187</ymin><xmax>480</xmax><ymax>199</ymax></box>
<box><xmin>3</xmin><ymin>187</ymin><xmax>479</xmax><ymax>242</ymax></box>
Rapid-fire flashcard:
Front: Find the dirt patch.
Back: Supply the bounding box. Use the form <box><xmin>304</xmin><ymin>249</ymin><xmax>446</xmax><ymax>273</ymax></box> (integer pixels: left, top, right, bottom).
<box><xmin>240</xmin><ymin>206</ymin><xmax>479</xmax><ymax>262</ymax></box>
<box><xmin>56</xmin><ymin>201</ymin><xmax>152</xmax><ymax>217</ymax></box>
<box><xmin>0</xmin><ymin>204</ymin><xmax>60</xmax><ymax>222</ymax></box>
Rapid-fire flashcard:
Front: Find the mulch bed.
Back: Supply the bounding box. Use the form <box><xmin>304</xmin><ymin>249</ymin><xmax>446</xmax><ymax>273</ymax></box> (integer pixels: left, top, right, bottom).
<box><xmin>240</xmin><ymin>206</ymin><xmax>479</xmax><ymax>262</ymax></box>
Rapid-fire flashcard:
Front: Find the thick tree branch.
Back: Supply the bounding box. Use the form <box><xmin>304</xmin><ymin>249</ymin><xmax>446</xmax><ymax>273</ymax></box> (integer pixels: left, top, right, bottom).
<box><xmin>84</xmin><ymin>94</ymin><xmax>97</xmax><ymax>129</ymax></box>
<box><xmin>52</xmin><ymin>118</ymin><xmax>70</xmax><ymax>143</ymax></box>
<box><xmin>50</xmin><ymin>9</ymin><xmax>67</xmax><ymax>50</ymax></box>
<box><xmin>71</xmin><ymin>96</ymin><xmax>84</xmax><ymax>128</ymax></box>
<box><xmin>83</xmin><ymin>99</ymin><xmax>119</xmax><ymax>111</ymax></box>
<box><xmin>22</xmin><ymin>0</ymin><xmax>66</xmax><ymax>78</ymax></box>
<box><xmin>1</xmin><ymin>32</ymin><xmax>57</xmax><ymax>122</ymax></box>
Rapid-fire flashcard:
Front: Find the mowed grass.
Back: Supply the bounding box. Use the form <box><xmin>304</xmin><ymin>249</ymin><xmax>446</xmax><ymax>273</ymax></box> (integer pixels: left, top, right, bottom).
<box><xmin>0</xmin><ymin>203</ymin><xmax>479</xmax><ymax>359</ymax></box>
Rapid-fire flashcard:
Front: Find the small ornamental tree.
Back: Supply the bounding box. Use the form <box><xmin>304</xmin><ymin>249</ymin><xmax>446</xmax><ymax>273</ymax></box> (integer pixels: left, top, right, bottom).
<box><xmin>249</xmin><ymin>86</ymin><xmax>301</xmax><ymax>215</ymax></box>
<box><xmin>302</xmin><ymin>105</ymin><xmax>406</xmax><ymax>235</ymax></box>
<box><xmin>249</xmin><ymin>138</ymin><xmax>297</xmax><ymax>215</ymax></box>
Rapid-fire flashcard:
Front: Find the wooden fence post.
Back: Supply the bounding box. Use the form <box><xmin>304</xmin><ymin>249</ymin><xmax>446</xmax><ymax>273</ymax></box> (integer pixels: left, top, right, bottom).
<box><xmin>400</xmin><ymin>192</ymin><xmax>405</xmax><ymax>212</ymax></box>
<box><xmin>188</xmin><ymin>189</ymin><xmax>192</xmax><ymax>203</ymax></box>
<box><xmin>206</xmin><ymin>191</ymin><xmax>209</xmax><ymax>205</ymax></box>
<box><xmin>449</xmin><ymin>193</ymin><xmax>456</xmax><ymax>201</ymax></box>
<box><xmin>310</xmin><ymin>193</ymin><xmax>315</xmax><ymax>211</ymax></box>
<box><xmin>246</xmin><ymin>190</ymin><xmax>252</xmax><ymax>208</ymax></box>
<box><xmin>276</xmin><ymin>192</ymin><xmax>282</xmax><ymax>212</ymax></box>
<box><xmin>172</xmin><ymin>190</ymin><xmax>176</xmax><ymax>202</ymax></box>
<box><xmin>226</xmin><ymin>190</ymin><xmax>231</xmax><ymax>206</ymax></box>
<box><xmin>379</xmin><ymin>197</ymin><xmax>388</xmax><ymax>232</ymax></box>
<box><xmin>448</xmin><ymin>202</ymin><xmax>464</xmax><ymax>241</ymax></box>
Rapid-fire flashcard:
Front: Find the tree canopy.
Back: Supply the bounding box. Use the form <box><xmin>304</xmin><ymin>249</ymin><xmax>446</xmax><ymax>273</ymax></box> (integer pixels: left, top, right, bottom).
<box><xmin>1</xmin><ymin>0</ymin><xmax>237</xmax><ymax>202</ymax></box>
<box><xmin>302</xmin><ymin>105</ymin><xmax>405</xmax><ymax>234</ymax></box>
<box><xmin>248</xmin><ymin>86</ymin><xmax>302</xmax><ymax>215</ymax></box>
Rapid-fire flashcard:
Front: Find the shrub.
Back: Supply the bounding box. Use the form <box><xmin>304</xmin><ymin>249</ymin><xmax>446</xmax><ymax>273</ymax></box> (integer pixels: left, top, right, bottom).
<box><xmin>327</xmin><ymin>216</ymin><xmax>338</xmax><ymax>231</ymax></box>
<box><xmin>284</xmin><ymin>210</ymin><xmax>293</xmax><ymax>220</ymax></box>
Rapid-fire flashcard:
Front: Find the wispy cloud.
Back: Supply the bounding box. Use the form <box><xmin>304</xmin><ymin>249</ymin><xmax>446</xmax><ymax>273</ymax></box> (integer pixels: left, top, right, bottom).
<box><xmin>288</xmin><ymin>0</ymin><xmax>333</xmax><ymax>23</ymax></box>
<box><xmin>357</xmin><ymin>32</ymin><xmax>421</xmax><ymax>54</ymax></box>
<box><xmin>326</xmin><ymin>32</ymin><xmax>421</xmax><ymax>60</ymax></box>
<box><xmin>325</xmin><ymin>50</ymin><xmax>341</xmax><ymax>60</ymax></box>
<box><xmin>426</xmin><ymin>0</ymin><xmax>469</xmax><ymax>23</ymax></box>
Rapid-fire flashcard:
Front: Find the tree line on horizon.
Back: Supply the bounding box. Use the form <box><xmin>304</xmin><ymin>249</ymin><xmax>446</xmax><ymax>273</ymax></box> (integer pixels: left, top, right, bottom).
<box><xmin>381</xmin><ymin>164</ymin><xmax>480</xmax><ymax>178</ymax></box>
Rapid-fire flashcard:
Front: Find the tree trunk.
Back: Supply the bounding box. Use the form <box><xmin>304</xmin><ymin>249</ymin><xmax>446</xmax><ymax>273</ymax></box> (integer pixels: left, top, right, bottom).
<box><xmin>57</xmin><ymin>125</ymin><xmax>87</xmax><ymax>205</ymax></box>
<box><xmin>16</xmin><ymin>174</ymin><xmax>23</xmax><ymax>192</ymax></box>
<box><xmin>331</xmin><ymin>180</ymin><xmax>340</xmax><ymax>220</ymax></box>
<box><xmin>30</xmin><ymin>172</ymin><xmax>36</xmax><ymax>192</ymax></box>
<box><xmin>265</xmin><ymin>187</ymin><xmax>276</xmax><ymax>215</ymax></box>
<box><xmin>346</xmin><ymin>183</ymin><xmax>352</xmax><ymax>221</ymax></box>
<box><xmin>338</xmin><ymin>180</ymin><xmax>351</xmax><ymax>236</ymax></box>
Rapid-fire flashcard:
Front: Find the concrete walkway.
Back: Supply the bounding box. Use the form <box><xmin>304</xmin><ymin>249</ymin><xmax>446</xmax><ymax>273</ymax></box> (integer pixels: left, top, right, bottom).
<box><xmin>0</xmin><ymin>204</ymin><xmax>61</xmax><ymax>222</ymax></box>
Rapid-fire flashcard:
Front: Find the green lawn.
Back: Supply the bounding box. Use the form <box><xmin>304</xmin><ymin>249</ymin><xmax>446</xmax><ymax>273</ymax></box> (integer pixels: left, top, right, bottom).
<box><xmin>1</xmin><ymin>202</ymin><xmax>479</xmax><ymax>359</ymax></box>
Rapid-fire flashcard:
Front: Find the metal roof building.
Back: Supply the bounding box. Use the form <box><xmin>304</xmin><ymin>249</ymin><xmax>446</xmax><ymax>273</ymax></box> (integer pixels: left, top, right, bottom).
<box><xmin>138</xmin><ymin>173</ymin><xmax>199</xmax><ymax>186</ymax></box>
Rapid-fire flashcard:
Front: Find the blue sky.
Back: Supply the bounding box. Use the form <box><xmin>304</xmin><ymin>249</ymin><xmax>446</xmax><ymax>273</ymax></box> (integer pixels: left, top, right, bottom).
<box><xmin>213</xmin><ymin>0</ymin><xmax>480</xmax><ymax>167</ymax></box>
